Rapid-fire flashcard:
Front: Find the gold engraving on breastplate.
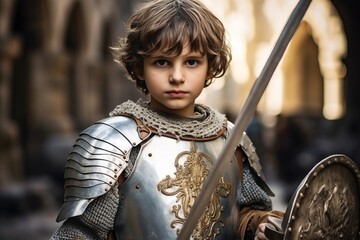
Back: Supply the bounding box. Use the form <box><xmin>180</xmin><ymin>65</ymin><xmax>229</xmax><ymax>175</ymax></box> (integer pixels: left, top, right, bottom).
<box><xmin>157</xmin><ymin>142</ymin><xmax>231</xmax><ymax>239</ymax></box>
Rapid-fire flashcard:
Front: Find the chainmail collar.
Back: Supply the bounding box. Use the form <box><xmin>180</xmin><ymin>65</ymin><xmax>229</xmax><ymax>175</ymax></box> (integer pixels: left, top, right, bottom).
<box><xmin>109</xmin><ymin>99</ymin><xmax>227</xmax><ymax>140</ymax></box>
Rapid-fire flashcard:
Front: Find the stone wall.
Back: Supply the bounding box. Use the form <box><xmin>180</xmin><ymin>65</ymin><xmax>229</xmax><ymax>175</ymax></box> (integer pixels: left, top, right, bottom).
<box><xmin>0</xmin><ymin>0</ymin><xmax>142</xmax><ymax>184</ymax></box>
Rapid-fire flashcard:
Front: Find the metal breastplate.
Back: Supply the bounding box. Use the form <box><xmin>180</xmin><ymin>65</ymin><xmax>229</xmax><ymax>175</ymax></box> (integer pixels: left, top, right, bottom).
<box><xmin>114</xmin><ymin>135</ymin><xmax>240</xmax><ymax>240</ymax></box>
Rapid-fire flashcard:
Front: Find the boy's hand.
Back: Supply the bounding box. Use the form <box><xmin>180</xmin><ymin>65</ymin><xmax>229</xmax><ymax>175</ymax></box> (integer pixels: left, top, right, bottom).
<box><xmin>254</xmin><ymin>223</ymin><xmax>268</xmax><ymax>240</ymax></box>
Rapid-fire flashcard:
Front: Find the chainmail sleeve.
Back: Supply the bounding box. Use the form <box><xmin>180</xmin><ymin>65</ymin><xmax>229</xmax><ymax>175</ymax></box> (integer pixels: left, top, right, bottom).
<box><xmin>236</xmin><ymin>163</ymin><xmax>278</xmax><ymax>240</ymax></box>
<box><xmin>50</xmin><ymin>182</ymin><xmax>120</xmax><ymax>240</ymax></box>
<box><xmin>237</xmin><ymin>163</ymin><xmax>284</xmax><ymax>239</ymax></box>
<box><xmin>237</xmin><ymin>162</ymin><xmax>272</xmax><ymax>210</ymax></box>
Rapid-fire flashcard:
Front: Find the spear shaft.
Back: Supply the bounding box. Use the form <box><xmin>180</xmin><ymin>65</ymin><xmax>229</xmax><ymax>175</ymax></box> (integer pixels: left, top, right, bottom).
<box><xmin>177</xmin><ymin>0</ymin><xmax>312</xmax><ymax>239</ymax></box>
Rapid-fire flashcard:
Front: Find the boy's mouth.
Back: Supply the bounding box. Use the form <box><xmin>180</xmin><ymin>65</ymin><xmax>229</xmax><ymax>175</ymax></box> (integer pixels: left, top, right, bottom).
<box><xmin>166</xmin><ymin>90</ymin><xmax>188</xmax><ymax>97</ymax></box>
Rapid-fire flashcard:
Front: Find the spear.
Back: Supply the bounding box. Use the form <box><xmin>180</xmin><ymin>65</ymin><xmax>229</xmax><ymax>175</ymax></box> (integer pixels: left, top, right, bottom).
<box><xmin>177</xmin><ymin>0</ymin><xmax>312</xmax><ymax>239</ymax></box>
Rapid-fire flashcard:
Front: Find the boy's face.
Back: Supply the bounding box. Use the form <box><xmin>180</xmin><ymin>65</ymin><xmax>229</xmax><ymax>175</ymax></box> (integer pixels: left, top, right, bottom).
<box><xmin>138</xmin><ymin>44</ymin><xmax>209</xmax><ymax>117</ymax></box>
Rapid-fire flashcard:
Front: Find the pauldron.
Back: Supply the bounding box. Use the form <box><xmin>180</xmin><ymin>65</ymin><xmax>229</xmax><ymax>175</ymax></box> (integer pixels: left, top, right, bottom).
<box><xmin>228</xmin><ymin>122</ymin><xmax>274</xmax><ymax>196</ymax></box>
<box><xmin>56</xmin><ymin>116</ymin><xmax>147</xmax><ymax>222</ymax></box>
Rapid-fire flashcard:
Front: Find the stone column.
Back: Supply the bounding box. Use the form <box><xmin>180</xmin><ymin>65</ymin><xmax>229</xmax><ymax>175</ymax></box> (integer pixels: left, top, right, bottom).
<box><xmin>0</xmin><ymin>36</ymin><xmax>23</xmax><ymax>185</ymax></box>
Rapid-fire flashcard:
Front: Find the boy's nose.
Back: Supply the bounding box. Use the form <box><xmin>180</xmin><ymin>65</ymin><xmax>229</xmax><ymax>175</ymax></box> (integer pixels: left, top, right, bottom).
<box><xmin>169</xmin><ymin>66</ymin><xmax>184</xmax><ymax>84</ymax></box>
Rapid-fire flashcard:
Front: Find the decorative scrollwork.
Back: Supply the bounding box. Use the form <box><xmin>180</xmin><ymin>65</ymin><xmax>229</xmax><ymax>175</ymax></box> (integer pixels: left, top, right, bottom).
<box><xmin>299</xmin><ymin>183</ymin><xmax>358</xmax><ymax>239</ymax></box>
<box><xmin>284</xmin><ymin>155</ymin><xmax>360</xmax><ymax>240</ymax></box>
<box><xmin>157</xmin><ymin>142</ymin><xmax>231</xmax><ymax>239</ymax></box>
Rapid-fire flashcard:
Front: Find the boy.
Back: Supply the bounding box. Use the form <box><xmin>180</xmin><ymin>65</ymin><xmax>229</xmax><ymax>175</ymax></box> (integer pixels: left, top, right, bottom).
<box><xmin>51</xmin><ymin>0</ymin><xmax>283</xmax><ymax>239</ymax></box>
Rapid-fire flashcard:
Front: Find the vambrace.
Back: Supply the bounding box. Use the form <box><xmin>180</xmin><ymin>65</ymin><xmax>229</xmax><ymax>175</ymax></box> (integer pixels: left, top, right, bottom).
<box><xmin>238</xmin><ymin>206</ymin><xmax>284</xmax><ymax>240</ymax></box>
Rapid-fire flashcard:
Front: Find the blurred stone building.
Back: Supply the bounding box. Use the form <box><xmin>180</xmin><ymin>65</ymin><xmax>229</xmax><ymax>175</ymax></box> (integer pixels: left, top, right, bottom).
<box><xmin>0</xmin><ymin>0</ymin><xmax>144</xmax><ymax>185</ymax></box>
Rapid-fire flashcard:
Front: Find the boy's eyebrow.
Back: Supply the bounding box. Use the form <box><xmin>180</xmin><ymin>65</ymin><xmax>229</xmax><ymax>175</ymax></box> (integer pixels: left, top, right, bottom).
<box><xmin>149</xmin><ymin>52</ymin><xmax>205</xmax><ymax>58</ymax></box>
<box><xmin>185</xmin><ymin>53</ymin><xmax>205</xmax><ymax>58</ymax></box>
<box><xmin>148</xmin><ymin>54</ymin><xmax>168</xmax><ymax>58</ymax></box>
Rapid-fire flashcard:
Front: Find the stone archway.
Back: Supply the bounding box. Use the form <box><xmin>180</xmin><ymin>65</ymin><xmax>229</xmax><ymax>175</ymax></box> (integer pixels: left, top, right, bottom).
<box><xmin>9</xmin><ymin>0</ymin><xmax>51</xmax><ymax>177</ymax></box>
<box><xmin>281</xmin><ymin>0</ymin><xmax>347</xmax><ymax>119</ymax></box>
<box><xmin>64</xmin><ymin>1</ymin><xmax>88</xmax><ymax>128</ymax></box>
<box><xmin>64</xmin><ymin>1</ymin><xmax>87</xmax><ymax>54</ymax></box>
<box><xmin>282</xmin><ymin>21</ymin><xmax>324</xmax><ymax>116</ymax></box>
<box><xmin>11</xmin><ymin>0</ymin><xmax>50</xmax><ymax>50</ymax></box>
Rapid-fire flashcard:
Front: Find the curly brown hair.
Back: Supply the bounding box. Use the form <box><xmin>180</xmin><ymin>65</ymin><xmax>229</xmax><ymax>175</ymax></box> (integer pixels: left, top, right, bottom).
<box><xmin>112</xmin><ymin>0</ymin><xmax>232</xmax><ymax>94</ymax></box>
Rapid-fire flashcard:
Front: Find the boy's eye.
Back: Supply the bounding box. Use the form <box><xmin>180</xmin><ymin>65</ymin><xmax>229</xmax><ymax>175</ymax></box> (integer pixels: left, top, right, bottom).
<box><xmin>186</xmin><ymin>59</ymin><xmax>200</xmax><ymax>66</ymax></box>
<box><xmin>155</xmin><ymin>59</ymin><xmax>169</xmax><ymax>66</ymax></box>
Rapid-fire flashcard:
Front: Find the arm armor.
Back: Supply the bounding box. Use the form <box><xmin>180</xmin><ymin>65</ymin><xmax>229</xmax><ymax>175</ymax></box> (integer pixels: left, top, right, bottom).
<box><xmin>228</xmin><ymin>121</ymin><xmax>274</xmax><ymax>196</ymax></box>
<box><xmin>56</xmin><ymin>116</ymin><xmax>145</xmax><ymax>222</ymax></box>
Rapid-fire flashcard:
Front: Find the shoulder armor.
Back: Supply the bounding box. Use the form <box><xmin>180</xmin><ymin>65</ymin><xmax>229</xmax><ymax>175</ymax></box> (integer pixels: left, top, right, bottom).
<box><xmin>238</xmin><ymin>132</ymin><xmax>263</xmax><ymax>180</ymax></box>
<box><xmin>227</xmin><ymin>121</ymin><xmax>274</xmax><ymax>196</ymax></box>
<box><xmin>56</xmin><ymin>116</ymin><xmax>144</xmax><ymax>222</ymax></box>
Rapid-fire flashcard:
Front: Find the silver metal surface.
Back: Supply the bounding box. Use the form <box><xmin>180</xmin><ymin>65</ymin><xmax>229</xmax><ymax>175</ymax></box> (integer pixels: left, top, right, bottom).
<box><xmin>239</xmin><ymin>131</ymin><xmax>263</xmax><ymax>180</ymax></box>
<box><xmin>114</xmin><ymin>136</ymin><xmax>241</xmax><ymax>239</ymax></box>
<box><xmin>178</xmin><ymin>0</ymin><xmax>312</xmax><ymax>238</ymax></box>
<box><xmin>56</xmin><ymin>116</ymin><xmax>142</xmax><ymax>222</ymax></box>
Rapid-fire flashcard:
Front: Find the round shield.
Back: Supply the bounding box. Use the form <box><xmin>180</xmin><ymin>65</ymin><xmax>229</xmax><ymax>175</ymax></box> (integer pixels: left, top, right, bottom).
<box><xmin>282</xmin><ymin>154</ymin><xmax>360</xmax><ymax>239</ymax></box>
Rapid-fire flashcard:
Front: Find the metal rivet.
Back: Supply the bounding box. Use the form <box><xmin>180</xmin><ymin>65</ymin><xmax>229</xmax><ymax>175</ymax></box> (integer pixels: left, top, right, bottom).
<box><xmin>148</xmin><ymin>153</ymin><xmax>152</xmax><ymax>157</ymax></box>
<box><xmin>135</xmin><ymin>185</ymin><xmax>140</xmax><ymax>189</ymax></box>
<box><xmin>114</xmin><ymin>169</ymin><xmax>118</xmax><ymax>172</ymax></box>
<box><xmin>109</xmin><ymin>181</ymin><xmax>113</xmax><ymax>184</ymax></box>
